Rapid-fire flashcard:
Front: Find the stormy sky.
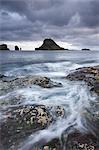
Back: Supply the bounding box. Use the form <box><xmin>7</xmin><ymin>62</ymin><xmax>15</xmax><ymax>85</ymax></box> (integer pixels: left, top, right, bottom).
<box><xmin>0</xmin><ymin>0</ymin><xmax>99</xmax><ymax>50</ymax></box>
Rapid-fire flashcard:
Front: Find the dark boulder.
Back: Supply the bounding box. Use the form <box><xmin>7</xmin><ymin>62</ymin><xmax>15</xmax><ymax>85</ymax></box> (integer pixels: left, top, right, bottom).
<box><xmin>0</xmin><ymin>44</ymin><xmax>9</xmax><ymax>50</ymax></box>
<box><xmin>35</xmin><ymin>39</ymin><xmax>65</xmax><ymax>50</ymax></box>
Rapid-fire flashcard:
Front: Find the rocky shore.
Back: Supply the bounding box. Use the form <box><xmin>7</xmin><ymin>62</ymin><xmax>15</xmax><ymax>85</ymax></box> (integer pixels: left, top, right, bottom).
<box><xmin>0</xmin><ymin>75</ymin><xmax>62</xmax><ymax>96</ymax></box>
<box><xmin>0</xmin><ymin>66</ymin><xmax>99</xmax><ymax>150</ymax></box>
<box><xmin>66</xmin><ymin>66</ymin><xmax>99</xmax><ymax>95</ymax></box>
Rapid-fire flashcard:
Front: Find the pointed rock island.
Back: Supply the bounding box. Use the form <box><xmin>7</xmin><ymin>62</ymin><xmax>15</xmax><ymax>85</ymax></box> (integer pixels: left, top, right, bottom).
<box><xmin>35</xmin><ymin>39</ymin><xmax>67</xmax><ymax>50</ymax></box>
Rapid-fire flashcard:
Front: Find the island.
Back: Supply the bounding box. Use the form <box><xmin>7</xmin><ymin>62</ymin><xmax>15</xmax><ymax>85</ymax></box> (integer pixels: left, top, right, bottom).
<box><xmin>82</xmin><ymin>48</ymin><xmax>90</xmax><ymax>51</ymax></box>
<box><xmin>15</xmin><ymin>45</ymin><xmax>19</xmax><ymax>50</ymax></box>
<box><xmin>35</xmin><ymin>38</ymin><xmax>67</xmax><ymax>50</ymax></box>
<box><xmin>0</xmin><ymin>44</ymin><xmax>9</xmax><ymax>50</ymax></box>
<box><xmin>0</xmin><ymin>44</ymin><xmax>22</xmax><ymax>51</ymax></box>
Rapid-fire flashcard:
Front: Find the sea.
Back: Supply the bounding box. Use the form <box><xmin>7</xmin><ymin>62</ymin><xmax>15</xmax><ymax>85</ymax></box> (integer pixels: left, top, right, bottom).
<box><xmin>0</xmin><ymin>50</ymin><xmax>99</xmax><ymax>150</ymax></box>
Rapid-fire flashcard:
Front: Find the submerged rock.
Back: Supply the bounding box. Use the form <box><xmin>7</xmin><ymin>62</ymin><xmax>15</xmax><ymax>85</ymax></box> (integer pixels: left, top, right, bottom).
<box><xmin>35</xmin><ymin>39</ymin><xmax>65</xmax><ymax>50</ymax></box>
<box><xmin>66</xmin><ymin>66</ymin><xmax>99</xmax><ymax>95</ymax></box>
<box><xmin>0</xmin><ymin>75</ymin><xmax>62</xmax><ymax>95</ymax></box>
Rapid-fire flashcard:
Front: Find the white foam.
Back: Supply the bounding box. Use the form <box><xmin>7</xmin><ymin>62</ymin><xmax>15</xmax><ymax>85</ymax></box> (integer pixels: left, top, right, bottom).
<box><xmin>5</xmin><ymin>61</ymin><xmax>81</xmax><ymax>78</ymax></box>
<box><xmin>0</xmin><ymin>60</ymin><xmax>98</xmax><ymax>150</ymax></box>
<box><xmin>17</xmin><ymin>81</ymin><xmax>96</xmax><ymax>150</ymax></box>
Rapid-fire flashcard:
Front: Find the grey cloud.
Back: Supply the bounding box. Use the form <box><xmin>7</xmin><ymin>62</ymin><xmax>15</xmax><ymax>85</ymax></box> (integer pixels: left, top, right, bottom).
<box><xmin>0</xmin><ymin>0</ymin><xmax>99</xmax><ymax>49</ymax></box>
<box><xmin>77</xmin><ymin>0</ymin><xmax>99</xmax><ymax>27</ymax></box>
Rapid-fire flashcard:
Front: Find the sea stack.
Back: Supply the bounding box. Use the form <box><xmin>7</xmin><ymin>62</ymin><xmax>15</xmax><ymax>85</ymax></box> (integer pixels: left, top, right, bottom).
<box><xmin>0</xmin><ymin>44</ymin><xmax>9</xmax><ymax>50</ymax></box>
<box><xmin>15</xmin><ymin>45</ymin><xmax>19</xmax><ymax>50</ymax></box>
<box><xmin>35</xmin><ymin>39</ymin><xmax>65</xmax><ymax>50</ymax></box>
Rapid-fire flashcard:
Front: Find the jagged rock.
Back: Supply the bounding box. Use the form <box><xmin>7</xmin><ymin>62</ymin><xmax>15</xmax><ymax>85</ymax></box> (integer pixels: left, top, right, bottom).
<box><xmin>65</xmin><ymin>131</ymin><xmax>98</xmax><ymax>150</ymax></box>
<box><xmin>15</xmin><ymin>45</ymin><xmax>19</xmax><ymax>50</ymax></box>
<box><xmin>35</xmin><ymin>39</ymin><xmax>65</xmax><ymax>50</ymax></box>
<box><xmin>0</xmin><ymin>104</ymin><xmax>66</xmax><ymax>150</ymax></box>
<box><xmin>0</xmin><ymin>44</ymin><xmax>9</xmax><ymax>50</ymax></box>
<box><xmin>34</xmin><ymin>131</ymin><xmax>98</xmax><ymax>150</ymax></box>
<box><xmin>0</xmin><ymin>75</ymin><xmax>62</xmax><ymax>96</ymax></box>
<box><xmin>0</xmin><ymin>105</ymin><xmax>53</xmax><ymax>150</ymax></box>
<box><xmin>66</xmin><ymin>66</ymin><xmax>99</xmax><ymax>95</ymax></box>
<box><xmin>34</xmin><ymin>138</ymin><xmax>61</xmax><ymax>150</ymax></box>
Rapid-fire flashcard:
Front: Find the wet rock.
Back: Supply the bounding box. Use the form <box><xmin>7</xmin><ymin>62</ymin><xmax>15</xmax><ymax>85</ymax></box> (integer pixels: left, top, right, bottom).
<box><xmin>0</xmin><ymin>105</ymin><xmax>53</xmax><ymax>150</ymax></box>
<box><xmin>66</xmin><ymin>131</ymin><xmax>99</xmax><ymax>150</ymax></box>
<box><xmin>66</xmin><ymin>66</ymin><xmax>99</xmax><ymax>95</ymax></box>
<box><xmin>54</xmin><ymin>106</ymin><xmax>65</xmax><ymax>118</ymax></box>
<box><xmin>49</xmin><ymin>106</ymin><xmax>65</xmax><ymax>119</ymax></box>
<box><xmin>91</xmin><ymin>82</ymin><xmax>99</xmax><ymax>94</ymax></box>
<box><xmin>0</xmin><ymin>74</ymin><xmax>17</xmax><ymax>82</ymax></box>
<box><xmin>33</xmin><ymin>130</ymin><xmax>99</xmax><ymax>150</ymax></box>
<box><xmin>34</xmin><ymin>138</ymin><xmax>61</xmax><ymax>150</ymax></box>
<box><xmin>65</xmin><ymin>66</ymin><xmax>99</xmax><ymax>149</ymax></box>
<box><xmin>83</xmin><ymin>108</ymin><xmax>99</xmax><ymax>137</ymax></box>
<box><xmin>0</xmin><ymin>75</ymin><xmax>62</xmax><ymax>95</ymax></box>
<box><xmin>0</xmin><ymin>104</ymin><xmax>67</xmax><ymax>150</ymax></box>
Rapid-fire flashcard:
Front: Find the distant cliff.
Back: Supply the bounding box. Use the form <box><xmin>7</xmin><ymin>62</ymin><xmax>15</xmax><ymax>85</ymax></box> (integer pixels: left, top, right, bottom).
<box><xmin>0</xmin><ymin>44</ymin><xmax>9</xmax><ymax>50</ymax></box>
<box><xmin>35</xmin><ymin>39</ymin><xmax>66</xmax><ymax>50</ymax></box>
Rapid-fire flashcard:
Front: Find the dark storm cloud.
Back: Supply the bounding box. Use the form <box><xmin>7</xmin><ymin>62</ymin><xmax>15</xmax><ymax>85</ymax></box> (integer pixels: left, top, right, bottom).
<box><xmin>0</xmin><ymin>0</ymin><xmax>28</xmax><ymax>15</ymax></box>
<box><xmin>77</xmin><ymin>0</ymin><xmax>99</xmax><ymax>27</ymax></box>
<box><xmin>0</xmin><ymin>0</ymin><xmax>99</xmax><ymax>49</ymax></box>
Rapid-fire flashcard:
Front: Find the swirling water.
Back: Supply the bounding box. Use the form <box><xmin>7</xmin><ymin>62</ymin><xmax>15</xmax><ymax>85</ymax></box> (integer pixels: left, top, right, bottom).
<box><xmin>0</xmin><ymin>50</ymin><xmax>99</xmax><ymax>150</ymax></box>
